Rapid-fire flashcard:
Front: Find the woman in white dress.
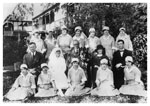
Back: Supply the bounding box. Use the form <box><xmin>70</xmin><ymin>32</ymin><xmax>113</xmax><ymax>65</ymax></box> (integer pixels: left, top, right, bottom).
<box><xmin>57</xmin><ymin>25</ymin><xmax>72</xmax><ymax>55</ymax></box>
<box><xmin>44</xmin><ymin>29</ymin><xmax>56</xmax><ymax>60</ymax></box>
<box><xmin>4</xmin><ymin>64</ymin><xmax>36</xmax><ymax>101</ymax></box>
<box><xmin>119</xmin><ymin>56</ymin><xmax>147</xmax><ymax>97</ymax></box>
<box><xmin>34</xmin><ymin>63</ymin><xmax>57</xmax><ymax>97</ymax></box>
<box><xmin>48</xmin><ymin>47</ymin><xmax>69</xmax><ymax>96</ymax></box>
<box><xmin>71</xmin><ymin>26</ymin><xmax>88</xmax><ymax>48</ymax></box>
<box><xmin>99</xmin><ymin>26</ymin><xmax>115</xmax><ymax>60</ymax></box>
<box><xmin>87</xmin><ymin>28</ymin><xmax>100</xmax><ymax>53</ymax></box>
<box><xmin>91</xmin><ymin>57</ymin><xmax>120</xmax><ymax>96</ymax></box>
<box><xmin>116</xmin><ymin>27</ymin><xmax>133</xmax><ymax>51</ymax></box>
<box><xmin>65</xmin><ymin>58</ymin><xmax>90</xmax><ymax>96</ymax></box>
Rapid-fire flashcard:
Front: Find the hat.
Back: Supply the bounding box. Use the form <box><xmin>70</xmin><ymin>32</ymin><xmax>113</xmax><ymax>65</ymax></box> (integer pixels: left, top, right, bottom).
<box><xmin>41</xmin><ymin>63</ymin><xmax>49</xmax><ymax>68</ymax></box>
<box><xmin>125</xmin><ymin>56</ymin><xmax>133</xmax><ymax>62</ymax></box>
<box><xmin>75</xmin><ymin>26</ymin><xmax>82</xmax><ymax>31</ymax></box>
<box><xmin>100</xmin><ymin>58</ymin><xmax>108</xmax><ymax>64</ymax></box>
<box><xmin>89</xmin><ymin>28</ymin><xmax>95</xmax><ymax>33</ymax></box>
<box><xmin>102</xmin><ymin>26</ymin><xmax>109</xmax><ymax>31</ymax></box>
<box><xmin>20</xmin><ymin>64</ymin><xmax>28</xmax><ymax>69</ymax></box>
<box><xmin>61</xmin><ymin>25</ymin><xmax>67</xmax><ymax>30</ymax></box>
<box><xmin>119</xmin><ymin>27</ymin><xmax>126</xmax><ymax>31</ymax></box>
<box><xmin>71</xmin><ymin>58</ymin><xmax>79</xmax><ymax>63</ymax></box>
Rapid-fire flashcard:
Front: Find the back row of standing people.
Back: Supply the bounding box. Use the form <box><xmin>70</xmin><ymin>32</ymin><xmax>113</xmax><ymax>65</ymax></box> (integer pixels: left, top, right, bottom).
<box><xmin>28</xmin><ymin>25</ymin><xmax>133</xmax><ymax>61</ymax></box>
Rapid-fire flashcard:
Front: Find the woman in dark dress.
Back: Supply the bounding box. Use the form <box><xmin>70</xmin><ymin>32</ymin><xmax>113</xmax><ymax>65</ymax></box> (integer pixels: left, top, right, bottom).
<box><xmin>87</xmin><ymin>45</ymin><xmax>107</xmax><ymax>89</ymax></box>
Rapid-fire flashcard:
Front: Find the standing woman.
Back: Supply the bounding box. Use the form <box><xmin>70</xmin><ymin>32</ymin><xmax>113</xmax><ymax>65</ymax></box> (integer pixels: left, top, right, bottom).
<box><xmin>87</xmin><ymin>28</ymin><xmax>100</xmax><ymax>53</ymax></box>
<box><xmin>71</xmin><ymin>26</ymin><xmax>88</xmax><ymax>49</ymax></box>
<box><xmin>116</xmin><ymin>27</ymin><xmax>133</xmax><ymax>51</ymax></box>
<box><xmin>91</xmin><ymin>57</ymin><xmax>120</xmax><ymax>96</ymax></box>
<box><xmin>57</xmin><ymin>25</ymin><xmax>72</xmax><ymax>56</ymax></box>
<box><xmin>48</xmin><ymin>47</ymin><xmax>69</xmax><ymax>96</ymax></box>
<box><xmin>4</xmin><ymin>64</ymin><xmax>36</xmax><ymax>101</ymax></box>
<box><xmin>44</xmin><ymin>29</ymin><xmax>56</xmax><ymax>61</ymax></box>
<box><xmin>119</xmin><ymin>56</ymin><xmax>147</xmax><ymax>97</ymax></box>
<box><xmin>30</xmin><ymin>31</ymin><xmax>46</xmax><ymax>54</ymax></box>
<box><xmin>99</xmin><ymin>26</ymin><xmax>115</xmax><ymax>60</ymax></box>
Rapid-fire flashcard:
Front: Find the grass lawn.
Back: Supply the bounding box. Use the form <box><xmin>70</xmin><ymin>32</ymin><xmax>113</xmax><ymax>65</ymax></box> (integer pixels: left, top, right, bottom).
<box><xmin>3</xmin><ymin>71</ymin><xmax>147</xmax><ymax>103</ymax></box>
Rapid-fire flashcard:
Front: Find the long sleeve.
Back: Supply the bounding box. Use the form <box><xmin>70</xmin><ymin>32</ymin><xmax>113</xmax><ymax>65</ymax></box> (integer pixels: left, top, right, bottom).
<box><xmin>30</xmin><ymin>75</ymin><xmax>36</xmax><ymax>89</ymax></box>
<box><xmin>134</xmin><ymin>68</ymin><xmax>142</xmax><ymax>83</ymax></box>
<box><xmin>108</xmin><ymin>71</ymin><xmax>114</xmax><ymax>85</ymax></box>
<box><xmin>37</xmin><ymin>75</ymin><xmax>43</xmax><ymax>85</ymax></box>
<box><xmin>95</xmin><ymin>69</ymin><xmax>100</xmax><ymax>85</ymax></box>
<box><xmin>81</xmin><ymin>69</ymin><xmax>87</xmax><ymax>82</ymax></box>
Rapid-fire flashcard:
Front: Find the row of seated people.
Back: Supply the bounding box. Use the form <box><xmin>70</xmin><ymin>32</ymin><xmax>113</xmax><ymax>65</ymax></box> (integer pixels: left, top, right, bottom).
<box><xmin>4</xmin><ymin>55</ymin><xmax>146</xmax><ymax>101</ymax></box>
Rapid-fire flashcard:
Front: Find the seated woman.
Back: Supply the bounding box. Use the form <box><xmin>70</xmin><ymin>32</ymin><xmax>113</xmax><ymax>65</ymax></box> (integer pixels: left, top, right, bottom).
<box><xmin>119</xmin><ymin>56</ymin><xmax>147</xmax><ymax>97</ymax></box>
<box><xmin>65</xmin><ymin>58</ymin><xmax>90</xmax><ymax>96</ymax></box>
<box><xmin>91</xmin><ymin>57</ymin><xmax>120</xmax><ymax>96</ymax></box>
<box><xmin>48</xmin><ymin>47</ymin><xmax>69</xmax><ymax>96</ymax></box>
<box><xmin>4</xmin><ymin>64</ymin><xmax>36</xmax><ymax>101</ymax></box>
<box><xmin>88</xmin><ymin>45</ymin><xmax>106</xmax><ymax>89</ymax></box>
<box><xmin>34</xmin><ymin>63</ymin><xmax>57</xmax><ymax>97</ymax></box>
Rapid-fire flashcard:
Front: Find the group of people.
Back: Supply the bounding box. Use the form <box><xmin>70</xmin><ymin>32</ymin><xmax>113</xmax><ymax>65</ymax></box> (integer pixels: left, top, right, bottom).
<box><xmin>4</xmin><ymin>25</ymin><xmax>147</xmax><ymax>101</ymax></box>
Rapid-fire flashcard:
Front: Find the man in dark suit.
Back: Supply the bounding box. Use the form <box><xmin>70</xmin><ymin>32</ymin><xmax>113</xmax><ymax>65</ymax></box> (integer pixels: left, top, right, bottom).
<box><xmin>23</xmin><ymin>42</ymin><xmax>44</xmax><ymax>86</ymax></box>
<box><xmin>112</xmin><ymin>39</ymin><xmax>132</xmax><ymax>89</ymax></box>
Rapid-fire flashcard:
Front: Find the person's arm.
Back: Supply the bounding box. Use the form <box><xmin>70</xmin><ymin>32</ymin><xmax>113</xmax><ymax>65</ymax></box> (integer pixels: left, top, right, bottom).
<box><xmin>134</xmin><ymin>67</ymin><xmax>142</xmax><ymax>84</ymax></box>
<box><xmin>95</xmin><ymin>69</ymin><xmax>101</xmax><ymax>87</ymax></box>
<box><xmin>30</xmin><ymin>75</ymin><xmax>36</xmax><ymax>94</ymax></box>
<box><xmin>80</xmin><ymin>69</ymin><xmax>87</xmax><ymax>86</ymax></box>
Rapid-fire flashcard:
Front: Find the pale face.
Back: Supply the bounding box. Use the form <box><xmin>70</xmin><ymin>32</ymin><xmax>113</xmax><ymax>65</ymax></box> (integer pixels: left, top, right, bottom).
<box><xmin>125</xmin><ymin>61</ymin><xmax>132</xmax><ymax>67</ymax></box>
<box><xmin>72</xmin><ymin>61</ymin><xmax>79</xmax><ymax>69</ymax></box>
<box><xmin>29</xmin><ymin>44</ymin><xmax>36</xmax><ymax>53</ymax></box>
<box><xmin>119</xmin><ymin>30</ymin><xmax>125</xmax><ymax>35</ymax></box>
<box><xmin>97</xmin><ymin>49</ymin><xmax>103</xmax><ymax>55</ymax></box>
<box><xmin>103</xmin><ymin>30</ymin><xmax>109</xmax><ymax>35</ymax></box>
<box><xmin>90</xmin><ymin>32</ymin><xmax>95</xmax><ymax>37</ymax></box>
<box><xmin>62</xmin><ymin>29</ymin><xmax>67</xmax><ymax>35</ymax></box>
<box><xmin>42</xmin><ymin>67</ymin><xmax>48</xmax><ymax>74</ymax></box>
<box><xmin>75</xmin><ymin>30</ymin><xmax>81</xmax><ymax>37</ymax></box>
<box><xmin>55</xmin><ymin>50</ymin><xmax>61</xmax><ymax>57</ymax></box>
<box><xmin>21</xmin><ymin>68</ymin><xmax>28</xmax><ymax>76</ymax></box>
<box><xmin>100</xmin><ymin>63</ymin><xmax>108</xmax><ymax>70</ymax></box>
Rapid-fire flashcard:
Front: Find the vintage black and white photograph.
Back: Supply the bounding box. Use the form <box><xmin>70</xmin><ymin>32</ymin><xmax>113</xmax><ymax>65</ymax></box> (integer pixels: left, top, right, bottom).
<box><xmin>3</xmin><ymin>2</ymin><xmax>147</xmax><ymax>103</ymax></box>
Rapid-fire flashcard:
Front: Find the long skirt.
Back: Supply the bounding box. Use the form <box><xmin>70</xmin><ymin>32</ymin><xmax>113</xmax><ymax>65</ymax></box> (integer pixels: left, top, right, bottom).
<box><xmin>65</xmin><ymin>85</ymin><xmax>90</xmax><ymax>96</ymax></box>
<box><xmin>91</xmin><ymin>81</ymin><xmax>120</xmax><ymax>96</ymax></box>
<box><xmin>35</xmin><ymin>88</ymin><xmax>57</xmax><ymax>97</ymax></box>
<box><xmin>119</xmin><ymin>83</ymin><xmax>147</xmax><ymax>97</ymax></box>
<box><xmin>5</xmin><ymin>87</ymin><xmax>33</xmax><ymax>101</ymax></box>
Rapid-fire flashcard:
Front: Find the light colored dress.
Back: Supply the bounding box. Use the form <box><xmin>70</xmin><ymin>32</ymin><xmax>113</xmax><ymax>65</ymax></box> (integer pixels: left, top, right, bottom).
<box><xmin>116</xmin><ymin>33</ymin><xmax>133</xmax><ymax>51</ymax></box>
<box><xmin>57</xmin><ymin>34</ymin><xmax>72</xmax><ymax>54</ymax></box>
<box><xmin>48</xmin><ymin>48</ymin><xmax>69</xmax><ymax>89</ymax></box>
<box><xmin>71</xmin><ymin>33</ymin><xmax>88</xmax><ymax>48</ymax></box>
<box><xmin>99</xmin><ymin>35</ymin><xmax>115</xmax><ymax>60</ymax></box>
<box><xmin>119</xmin><ymin>65</ymin><xmax>147</xmax><ymax>97</ymax></box>
<box><xmin>5</xmin><ymin>73</ymin><xmax>36</xmax><ymax>100</ymax></box>
<box><xmin>65</xmin><ymin>66</ymin><xmax>90</xmax><ymax>96</ymax></box>
<box><xmin>87</xmin><ymin>36</ymin><xmax>100</xmax><ymax>53</ymax></box>
<box><xmin>44</xmin><ymin>38</ymin><xmax>56</xmax><ymax>59</ymax></box>
<box><xmin>34</xmin><ymin>71</ymin><xmax>57</xmax><ymax>97</ymax></box>
<box><xmin>91</xmin><ymin>67</ymin><xmax>120</xmax><ymax>96</ymax></box>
